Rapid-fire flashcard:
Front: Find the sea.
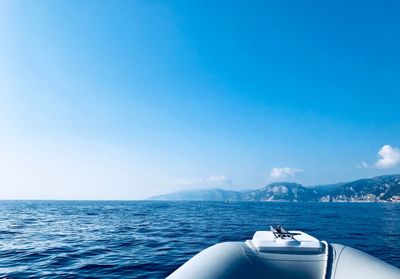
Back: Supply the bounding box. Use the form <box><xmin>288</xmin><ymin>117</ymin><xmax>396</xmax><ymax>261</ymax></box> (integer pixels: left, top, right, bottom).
<box><xmin>0</xmin><ymin>201</ymin><xmax>399</xmax><ymax>278</ymax></box>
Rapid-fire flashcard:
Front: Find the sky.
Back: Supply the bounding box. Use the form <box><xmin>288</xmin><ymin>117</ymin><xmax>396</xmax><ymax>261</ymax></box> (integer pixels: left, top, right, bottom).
<box><xmin>0</xmin><ymin>0</ymin><xmax>400</xmax><ymax>199</ymax></box>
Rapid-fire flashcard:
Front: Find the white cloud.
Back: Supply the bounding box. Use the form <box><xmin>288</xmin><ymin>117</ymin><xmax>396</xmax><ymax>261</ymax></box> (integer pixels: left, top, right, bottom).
<box><xmin>205</xmin><ymin>175</ymin><xmax>232</xmax><ymax>185</ymax></box>
<box><xmin>270</xmin><ymin>167</ymin><xmax>303</xmax><ymax>180</ymax></box>
<box><xmin>168</xmin><ymin>176</ymin><xmax>232</xmax><ymax>187</ymax></box>
<box><xmin>375</xmin><ymin>145</ymin><xmax>400</xmax><ymax>169</ymax></box>
<box><xmin>356</xmin><ymin>161</ymin><xmax>369</xmax><ymax>169</ymax></box>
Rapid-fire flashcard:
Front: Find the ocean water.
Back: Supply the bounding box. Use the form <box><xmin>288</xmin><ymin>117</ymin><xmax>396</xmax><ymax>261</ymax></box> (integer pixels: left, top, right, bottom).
<box><xmin>0</xmin><ymin>201</ymin><xmax>399</xmax><ymax>278</ymax></box>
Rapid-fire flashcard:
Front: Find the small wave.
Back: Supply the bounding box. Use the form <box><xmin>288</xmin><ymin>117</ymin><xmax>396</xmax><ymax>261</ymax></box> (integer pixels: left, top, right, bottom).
<box><xmin>0</xmin><ymin>200</ymin><xmax>398</xmax><ymax>278</ymax></box>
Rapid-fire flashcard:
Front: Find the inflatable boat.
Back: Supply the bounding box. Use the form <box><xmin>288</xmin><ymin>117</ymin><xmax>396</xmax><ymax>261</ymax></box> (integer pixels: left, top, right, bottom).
<box><xmin>168</xmin><ymin>225</ymin><xmax>400</xmax><ymax>279</ymax></box>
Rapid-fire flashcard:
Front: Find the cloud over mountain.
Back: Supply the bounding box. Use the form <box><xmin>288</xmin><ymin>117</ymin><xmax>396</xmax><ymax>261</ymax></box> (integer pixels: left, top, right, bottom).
<box><xmin>375</xmin><ymin>145</ymin><xmax>400</xmax><ymax>169</ymax></box>
<box><xmin>270</xmin><ymin>167</ymin><xmax>303</xmax><ymax>179</ymax></box>
<box><xmin>356</xmin><ymin>161</ymin><xmax>369</xmax><ymax>169</ymax></box>
<box><xmin>169</xmin><ymin>176</ymin><xmax>232</xmax><ymax>187</ymax></box>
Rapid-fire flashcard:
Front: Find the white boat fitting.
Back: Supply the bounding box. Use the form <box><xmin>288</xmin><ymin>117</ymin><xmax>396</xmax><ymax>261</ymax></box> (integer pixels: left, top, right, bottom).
<box><xmin>167</xmin><ymin>225</ymin><xmax>400</xmax><ymax>279</ymax></box>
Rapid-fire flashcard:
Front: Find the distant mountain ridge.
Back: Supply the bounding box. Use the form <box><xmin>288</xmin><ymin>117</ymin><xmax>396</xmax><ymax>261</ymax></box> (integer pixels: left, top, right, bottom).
<box><xmin>149</xmin><ymin>174</ymin><xmax>400</xmax><ymax>202</ymax></box>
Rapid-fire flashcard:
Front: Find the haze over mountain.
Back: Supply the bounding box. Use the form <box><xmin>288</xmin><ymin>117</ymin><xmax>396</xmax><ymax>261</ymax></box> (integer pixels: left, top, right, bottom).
<box><xmin>149</xmin><ymin>174</ymin><xmax>400</xmax><ymax>202</ymax></box>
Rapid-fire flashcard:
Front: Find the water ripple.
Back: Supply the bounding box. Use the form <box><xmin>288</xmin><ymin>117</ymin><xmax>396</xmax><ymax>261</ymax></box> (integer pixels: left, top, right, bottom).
<box><xmin>0</xmin><ymin>201</ymin><xmax>399</xmax><ymax>278</ymax></box>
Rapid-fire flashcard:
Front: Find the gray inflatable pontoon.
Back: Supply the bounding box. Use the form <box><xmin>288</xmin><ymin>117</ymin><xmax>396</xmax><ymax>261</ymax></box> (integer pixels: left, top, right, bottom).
<box><xmin>168</xmin><ymin>225</ymin><xmax>400</xmax><ymax>279</ymax></box>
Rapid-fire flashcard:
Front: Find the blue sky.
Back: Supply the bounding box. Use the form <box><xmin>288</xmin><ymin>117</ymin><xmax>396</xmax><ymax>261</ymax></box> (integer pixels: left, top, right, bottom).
<box><xmin>1</xmin><ymin>1</ymin><xmax>399</xmax><ymax>199</ymax></box>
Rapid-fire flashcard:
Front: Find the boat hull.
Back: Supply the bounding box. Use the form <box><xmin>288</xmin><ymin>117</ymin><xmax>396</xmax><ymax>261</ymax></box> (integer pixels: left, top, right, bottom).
<box><xmin>167</xmin><ymin>242</ymin><xmax>400</xmax><ymax>279</ymax></box>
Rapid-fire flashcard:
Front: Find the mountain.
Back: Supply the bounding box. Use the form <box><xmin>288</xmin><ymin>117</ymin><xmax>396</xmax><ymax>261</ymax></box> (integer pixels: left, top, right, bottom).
<box><xmin>328</xmin><ymin>174</ymin><xmax>400</xmax><ymax>202</ymax></box>
<box><xmin>309</xmin><ymin>183</ymin><xmax>345</xmax><ymax>196</ymax></box>
<box><xmin>240</xmin><ymin>183</ymin><xmax>319</xmax><ymax>202</ymax></box>
<box><xmin>149</xmin><ymin>188</ymin><xmax>242</xmax><ymax>201</ymax></box>
<box><xmin>148</xmin><ymin>174</ymin><xmax>400</xmax><ymax>202</ymax></box>
<box><xmin>148</xmin><ymin>182</ymin><xmax>319</xmax><ymax>202</ymax></box>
